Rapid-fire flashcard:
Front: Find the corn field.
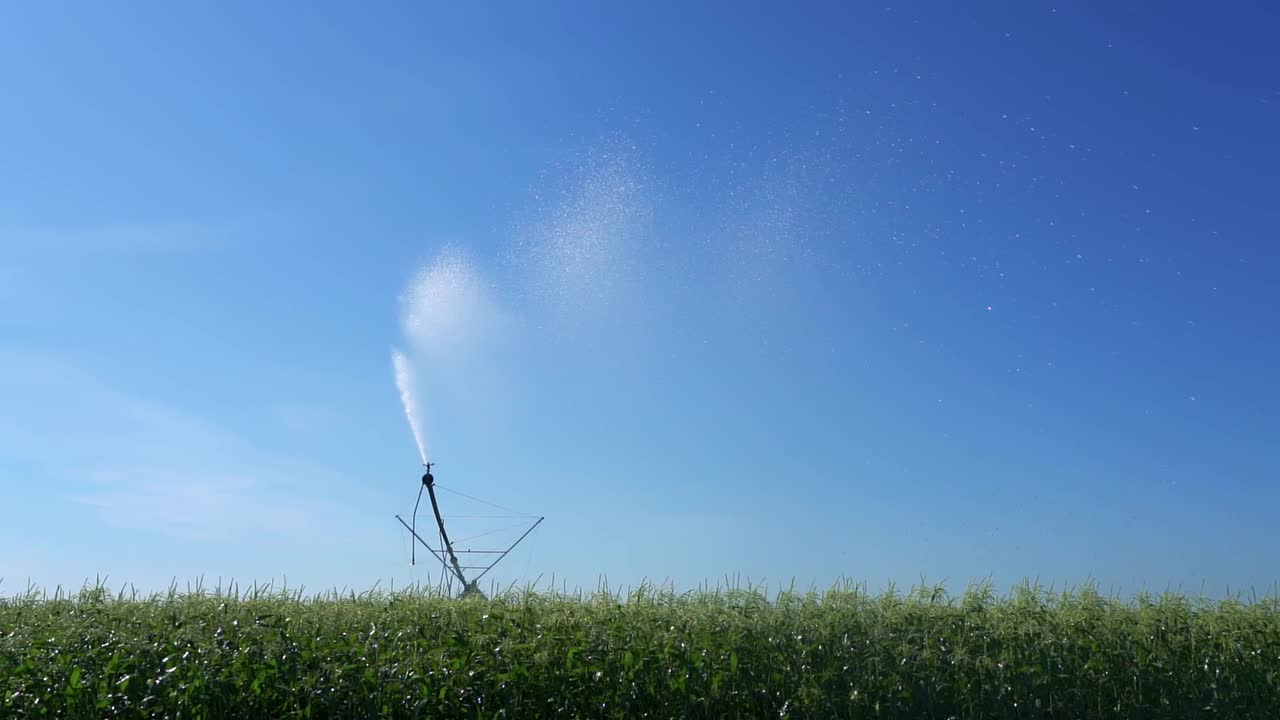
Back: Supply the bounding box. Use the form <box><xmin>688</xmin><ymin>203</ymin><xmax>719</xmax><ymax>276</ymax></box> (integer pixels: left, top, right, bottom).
<box><xmin>3</xmin><ymin>580</ymin><xmax>1279</xmax><ymax>718</ymax></box>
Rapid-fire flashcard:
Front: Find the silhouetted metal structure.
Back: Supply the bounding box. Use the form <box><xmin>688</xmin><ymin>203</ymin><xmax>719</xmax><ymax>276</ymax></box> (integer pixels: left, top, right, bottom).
<box><xmin>396</xmin><ymin>462</ymin><xmax>543</xmax><ymax>597</ymax></box>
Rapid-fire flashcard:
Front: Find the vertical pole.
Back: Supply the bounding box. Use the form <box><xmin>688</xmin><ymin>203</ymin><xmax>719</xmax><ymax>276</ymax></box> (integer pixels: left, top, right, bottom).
<box><xmin>423</xmin><ymin>471</ymin><xmax>469</xmax><ymax>588</ymax></box>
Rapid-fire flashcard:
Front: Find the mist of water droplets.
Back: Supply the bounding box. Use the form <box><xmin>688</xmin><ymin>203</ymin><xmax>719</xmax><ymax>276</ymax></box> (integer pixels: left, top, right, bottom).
<box><xmin>391</xmin><ymin>348</ymin><xmax>428</xmax><ymax>465</ymax></box>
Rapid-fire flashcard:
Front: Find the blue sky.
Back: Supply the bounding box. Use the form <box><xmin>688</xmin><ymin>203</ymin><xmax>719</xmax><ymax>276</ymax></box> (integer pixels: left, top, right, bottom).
<box><xmin>2</xmin><ymin>2</ymin><xmax>1277</xmax><ymax>597</ymax></box>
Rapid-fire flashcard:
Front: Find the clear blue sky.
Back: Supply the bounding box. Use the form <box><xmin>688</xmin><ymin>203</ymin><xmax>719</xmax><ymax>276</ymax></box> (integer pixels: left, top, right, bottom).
<box><xmin>2</xmin><ymin>2</ymin><xmax>1277</xmax><ymax>597</ymax></box>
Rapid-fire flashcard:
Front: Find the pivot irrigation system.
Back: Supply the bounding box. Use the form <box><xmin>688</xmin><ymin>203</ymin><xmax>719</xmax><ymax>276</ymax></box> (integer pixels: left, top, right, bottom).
<box><xmin>396</xmin><ymin>462</ymin><xmax>544</xmax><ymax>598</ymax></box>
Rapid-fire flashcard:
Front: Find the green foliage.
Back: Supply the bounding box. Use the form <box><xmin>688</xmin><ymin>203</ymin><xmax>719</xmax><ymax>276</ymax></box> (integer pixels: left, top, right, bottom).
<box><xmin>2</xmin><ymin>579</ymin><xmax>1279</xmax><ymax>718</ymax></box>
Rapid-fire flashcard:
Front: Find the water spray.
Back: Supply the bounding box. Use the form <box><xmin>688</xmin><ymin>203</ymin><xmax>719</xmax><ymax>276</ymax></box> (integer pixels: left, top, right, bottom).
<box><xmin>391</xmin><ymin>350</ymin><xmax>428</xmax><ymax>465</ymax></box>
<box><xmin>391</xmin><ymin>247</ymin><xmax>547</xmax><ymax>596</ymax></box>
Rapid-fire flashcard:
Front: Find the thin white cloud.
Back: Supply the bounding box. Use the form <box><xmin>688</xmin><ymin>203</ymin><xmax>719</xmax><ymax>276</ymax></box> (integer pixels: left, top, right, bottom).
<box><xmin>272</xmin><ymin>402</ymin><xmax>344</xmax><ymax>436</ymax></box>
<box><xmin>0</xmin><ymin>348</ymin><xmax>340</xmax><ymax>541</ymax></box>
<box><xmin>0</xmin><ymin>348</ymin><xmax>239</xmax><ymax>465</ymax></box>
<box><xmin>75</xmin><ymin>471</ymin><xmax>310</xmax><ymax>540</ymax></box>
<box><xmin>2</xmin><ymin>222</ymin><xmax>229</xmax><ymax>259</ymax></box>
<box><xmin>0</xmin><ymin>541</ymin><xmax>56</xmax><ymax>592</ymax></box>
<box><xmin>0</xmin><ymin>265</ymin><xmax>22</xmax><ymax>289</ymax></box>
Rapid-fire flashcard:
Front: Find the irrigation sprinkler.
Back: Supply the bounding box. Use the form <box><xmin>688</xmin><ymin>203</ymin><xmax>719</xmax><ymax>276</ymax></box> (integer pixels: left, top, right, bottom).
<box><xmin>395</xmin><ymin>461</ymin><xmax>544</xmax><ymax>598</ymax></box>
